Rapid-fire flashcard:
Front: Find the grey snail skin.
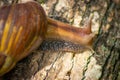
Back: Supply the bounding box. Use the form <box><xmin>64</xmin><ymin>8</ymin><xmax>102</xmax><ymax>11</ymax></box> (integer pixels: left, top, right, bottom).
<box><xmin>0</xmin><ymin>1</ymin><xmax>95</xmax><ymax>76</ymax></box>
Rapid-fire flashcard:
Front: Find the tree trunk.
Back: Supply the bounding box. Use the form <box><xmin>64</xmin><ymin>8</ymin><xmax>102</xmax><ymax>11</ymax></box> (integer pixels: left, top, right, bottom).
<box><xmin>1</xmin><ymin>0</ymin><xmax>120</xmax><ymax>80</ymax></box>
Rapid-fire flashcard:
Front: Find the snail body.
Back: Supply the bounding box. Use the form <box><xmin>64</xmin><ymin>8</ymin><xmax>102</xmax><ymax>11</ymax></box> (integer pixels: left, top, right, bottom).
<box><xmin>0</xmin><ymin>1</ymin><xmax>95</xmax><ymax>76</ymax></box>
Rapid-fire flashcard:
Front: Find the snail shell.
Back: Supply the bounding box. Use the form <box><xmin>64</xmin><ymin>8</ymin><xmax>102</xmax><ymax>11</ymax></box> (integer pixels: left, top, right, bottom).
<box><xmin>0</xmin><ymin>1</ymin><xmax>47</xmax><ymax>76</ymax></box>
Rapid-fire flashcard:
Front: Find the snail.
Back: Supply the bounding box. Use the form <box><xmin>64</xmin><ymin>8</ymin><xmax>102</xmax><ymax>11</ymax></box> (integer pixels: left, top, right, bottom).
<box><xmin>0</xmin><ymin>1</ymin><xmax>95</xmax><ymax>76</ymax></box>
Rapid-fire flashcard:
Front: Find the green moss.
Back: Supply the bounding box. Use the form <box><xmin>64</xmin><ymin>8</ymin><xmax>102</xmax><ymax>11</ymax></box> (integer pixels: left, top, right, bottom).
<box><xmin>101</xmin><ymin>45</ymin><xmax>108</xmax><ymax>52</ymax></box>
<box><xmin>37</xmin><ymin>0</ymin><xmax>45</xmax><ymax>4</ymax></box>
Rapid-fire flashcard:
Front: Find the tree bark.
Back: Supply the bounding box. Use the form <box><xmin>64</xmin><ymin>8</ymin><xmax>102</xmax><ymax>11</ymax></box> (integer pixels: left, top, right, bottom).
<box><xmin>0</xmin><ymin>0</ymin><xmax>120</xmax><ymax>80</ymax></box>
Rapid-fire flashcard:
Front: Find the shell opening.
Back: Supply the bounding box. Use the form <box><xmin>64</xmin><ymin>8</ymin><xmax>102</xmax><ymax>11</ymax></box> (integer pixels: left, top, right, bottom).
<box><xmin>0</xmin><ymin>53</ymin><xmax>16</xmax><ymax>76</ymax></box>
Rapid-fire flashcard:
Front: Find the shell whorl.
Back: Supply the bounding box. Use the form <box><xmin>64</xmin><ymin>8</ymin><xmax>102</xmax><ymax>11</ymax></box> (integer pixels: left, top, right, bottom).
<box><xmin>0</xmin><ymin>1</ymin><xmax>47</xmax><ymax>76</ymax></box>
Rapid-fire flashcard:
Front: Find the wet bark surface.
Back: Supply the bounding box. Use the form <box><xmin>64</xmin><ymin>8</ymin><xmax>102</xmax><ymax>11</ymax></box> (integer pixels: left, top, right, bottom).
<box><xmin>0</xmin><ymin>0</ymin><xmax>119</xmax><ymax>80</ymax></box>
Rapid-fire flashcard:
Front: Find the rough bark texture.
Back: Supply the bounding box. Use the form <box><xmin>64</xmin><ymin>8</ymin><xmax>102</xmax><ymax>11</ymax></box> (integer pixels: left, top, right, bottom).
<box><xmin>0</xmin><ymin>0</ymin><xmax>120</xmax><ymax>80</ymax></box>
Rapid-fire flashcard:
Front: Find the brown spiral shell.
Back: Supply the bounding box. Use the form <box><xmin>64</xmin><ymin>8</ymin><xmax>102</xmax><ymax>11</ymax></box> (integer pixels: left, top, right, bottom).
<box><xmin>0</xmin><ymin>1</ymin><xmax>47</xmax><ymax>76</ymax></box>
